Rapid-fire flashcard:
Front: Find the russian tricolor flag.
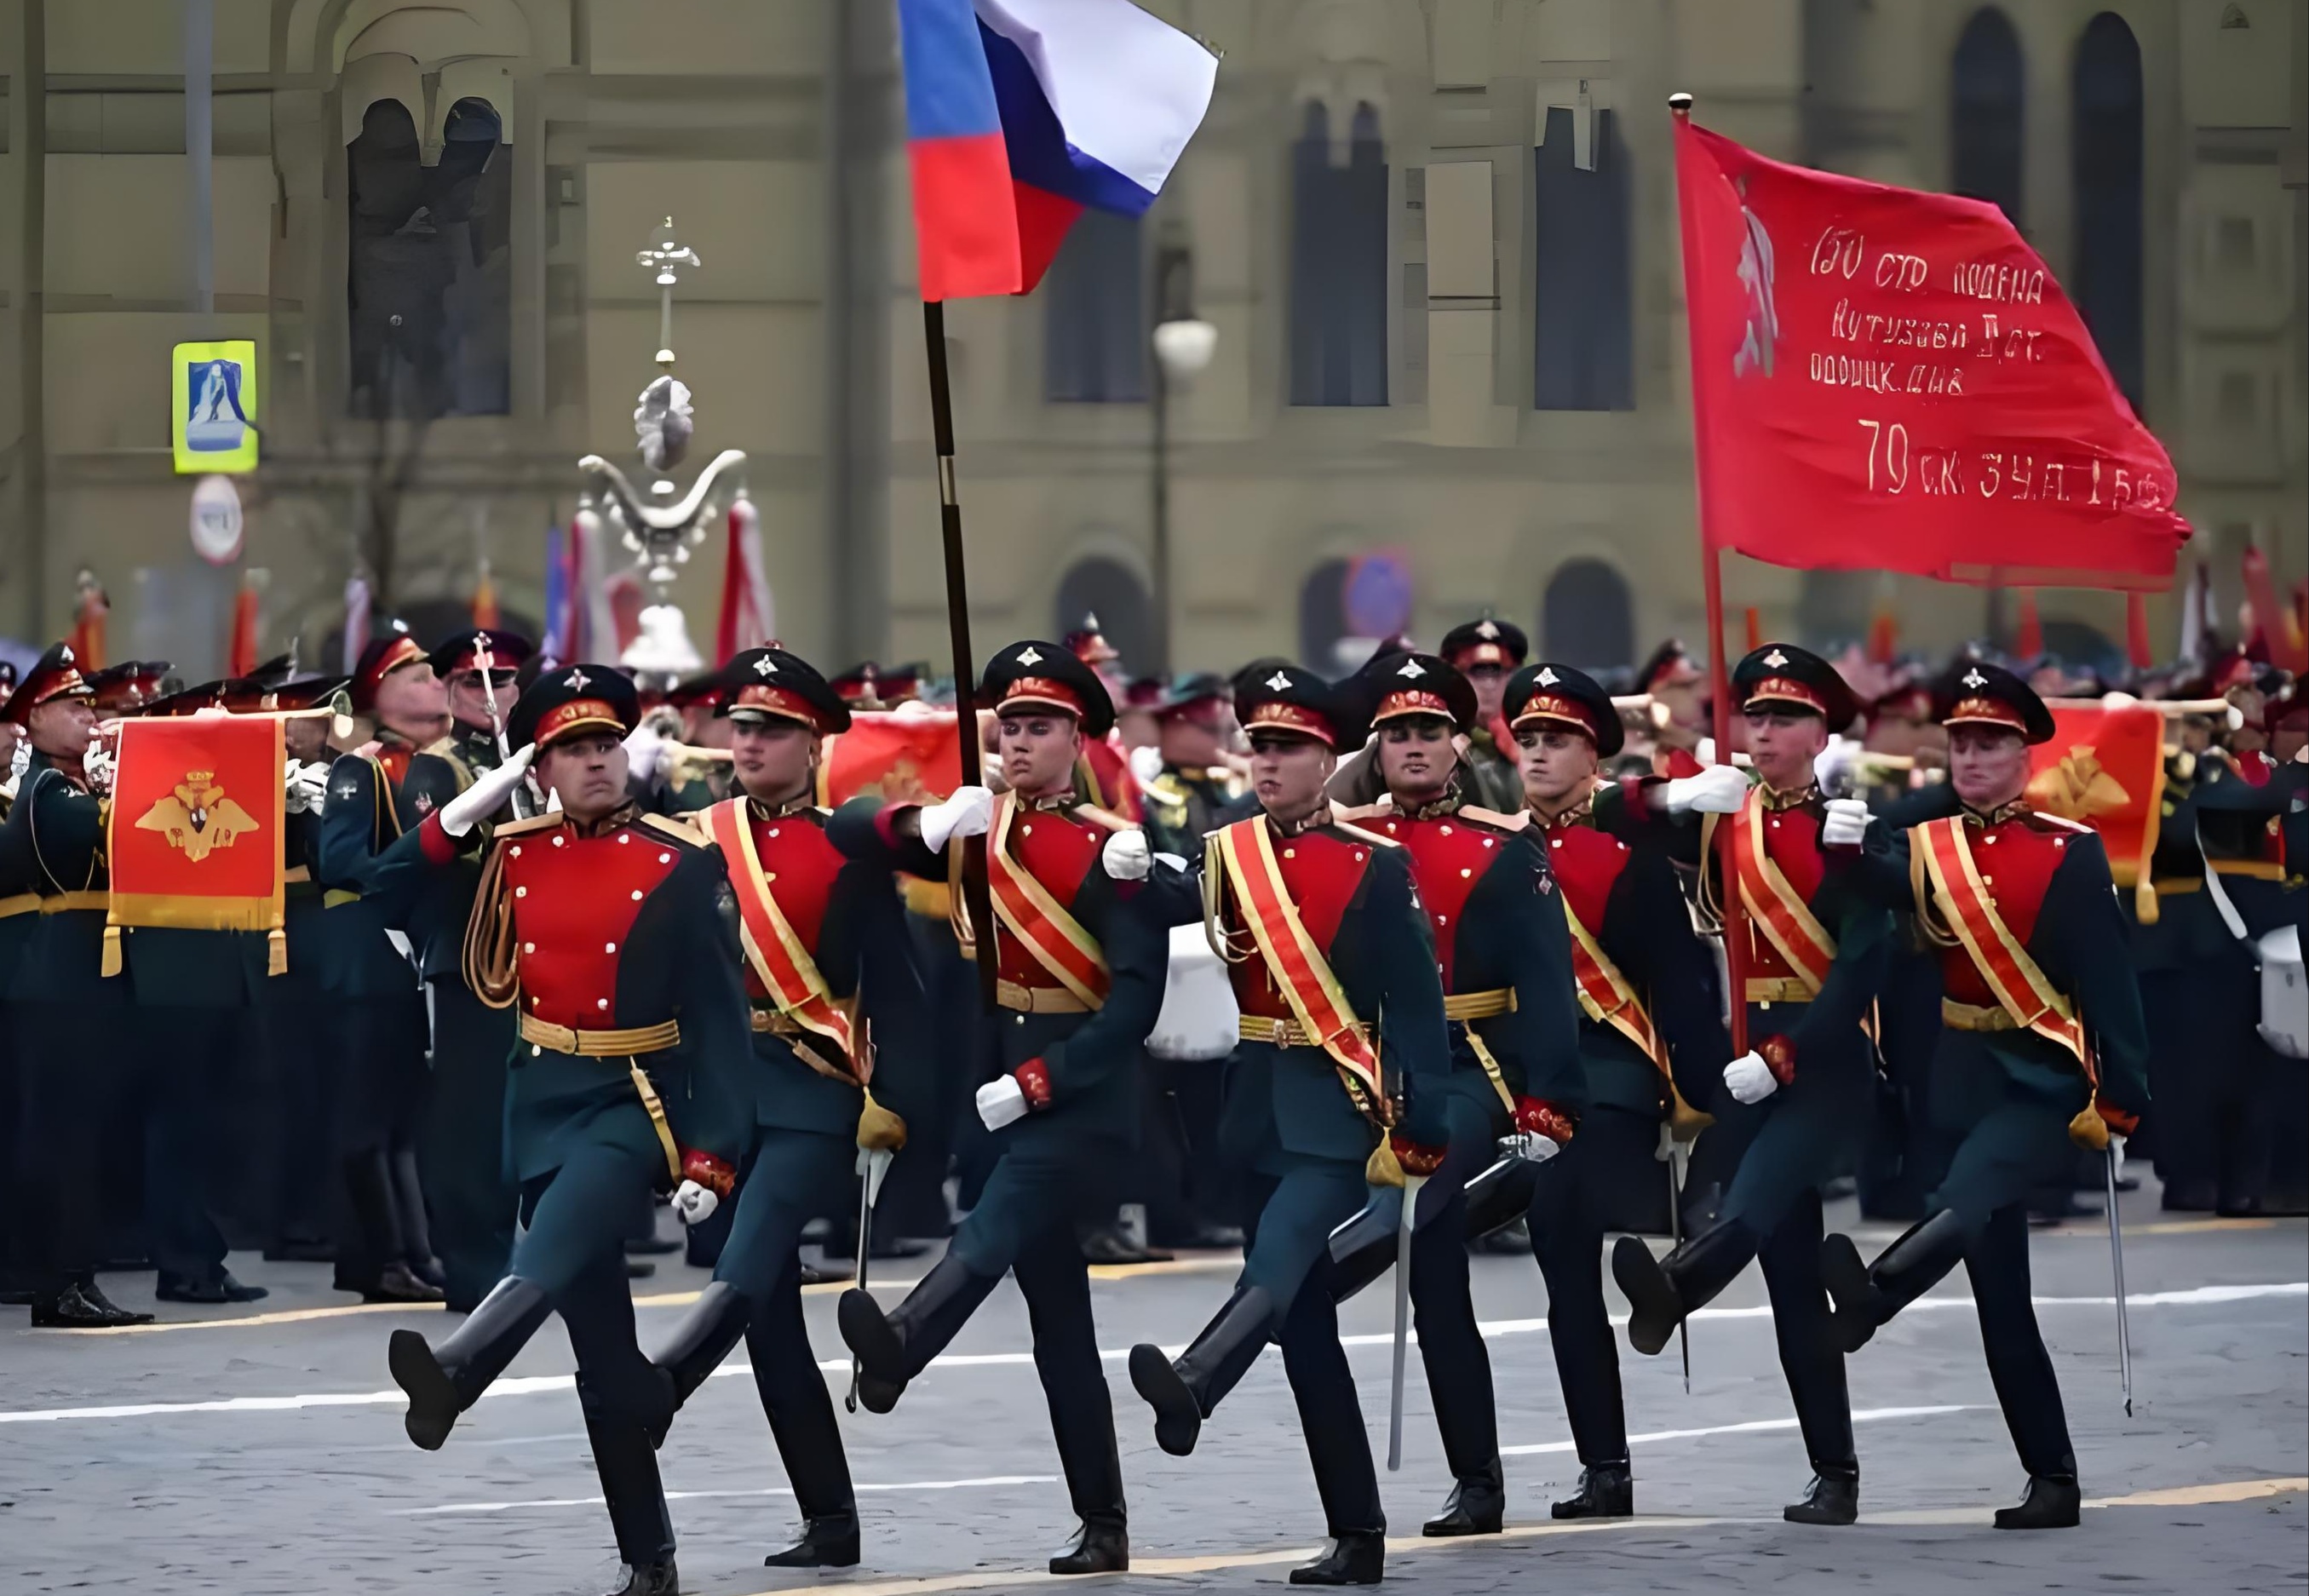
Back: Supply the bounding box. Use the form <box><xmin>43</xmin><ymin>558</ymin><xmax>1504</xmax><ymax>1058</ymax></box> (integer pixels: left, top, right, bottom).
<box><xmin>897</xmin><ymin>0</ymin><xmax>1218</xmax><ymax>302</ymax></box>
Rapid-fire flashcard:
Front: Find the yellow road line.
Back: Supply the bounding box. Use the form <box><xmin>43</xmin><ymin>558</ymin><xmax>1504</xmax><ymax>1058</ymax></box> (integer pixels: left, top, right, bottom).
<box><xmin>733</xmin><ymin>1478</ymin><xmax>2307</xmax><ymax>1596</ymax></box>
<box><xmin>33</xmin><ymin>1300</ymin><xmax>449</xmax><ymax>1337</ymax></box>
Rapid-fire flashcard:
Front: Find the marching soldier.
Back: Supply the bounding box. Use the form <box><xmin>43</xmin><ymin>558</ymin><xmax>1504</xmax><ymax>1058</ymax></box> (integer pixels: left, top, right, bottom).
<box><xmin>1436</xmin><ymin>619</ymin><xmax>1528</xmax><ymax>813</ymax></box>
<box><xmin>1504</xmin><ymin>661</ymin><xmax>1730</xmax><ymax>1518</ymax></box>
<box><xmin>641</xmin><ymin>646</ymin><xmax>933</xmax><ymax>1570</ymax></box>
<box><xmin>399</xmin><ymin>628</ymin><xmax>533</xmax><ymax>1309</ymax></box>
<box><xmin>1321</xmin><ymin>649</ymin><xmax>1586</xmax><ymax>1539</ymax></box>
<box><xmin>1063</xmin><ymin>616</ymin><xmax>1143</xmax><ymax>821</ymax></box>
<box><xmin>1</xmin><ymin>646</ymin><xmax>153</xmax><ymax>1325</ymax></box>
<box><xmin>1608</xmin><ymin>643</ymin><xmax>1893</xmax><ymax>1524</ymax></box>
<box><xmin>1125</xmin><ymin>663</ymin><xmax>1453</xmax><ymax>1587</ymax></box>
<box><xmin>380</xmin><ymin>663</ymin><xmax>750</xmax><ymax>1596</ymax></box>
<box><xmin>830</xmin><ymin>640</ymin><xmax>1174</xmax><ymax>1576</ymax></box>
<box><xmin>1136</xmin><ymin>673</ymin><xmax>1246</xmax><ymax>862</ymax></box>
<box><xmin>1635</xmin><ymin>641</ymin><xmax>1711</xmax><ymax>779</ymax></box>
<box><xmin>315</xmin><ymin>629</ymin><xmax>447</xmax><ymax>1301</ymax></box>
<box><xmin>1818</xmin><ymin>663</ymin><xmax>2150</xmax><ymax>1528</ymax></box>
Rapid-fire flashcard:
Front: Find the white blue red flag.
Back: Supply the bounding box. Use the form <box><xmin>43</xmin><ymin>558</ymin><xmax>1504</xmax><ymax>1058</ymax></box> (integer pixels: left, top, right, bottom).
<box><xmin>895</xmin><ymin>0</ymin><xmax>1217</xmax><ymax>301</ymax></box>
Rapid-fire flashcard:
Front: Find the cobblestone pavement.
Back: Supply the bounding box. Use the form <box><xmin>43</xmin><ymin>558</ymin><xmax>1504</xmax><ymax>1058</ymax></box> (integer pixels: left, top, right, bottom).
<box><xmin>3</xmin><ymin>1185</ymin><xmax>2302</xmax><ymax>1595</ymax></box>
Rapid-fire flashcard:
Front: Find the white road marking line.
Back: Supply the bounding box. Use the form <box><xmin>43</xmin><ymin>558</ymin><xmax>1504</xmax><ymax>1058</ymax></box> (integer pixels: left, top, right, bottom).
<box><xmin>4</xmin><ymin>1281</ymin><xmax>2298</xmax><ymax>1427</ymax></box>
<box><xmin>403</xmin><ymin>1473</ymin><xmax>1059</xmax><ymax>1517</ymax></box>
<box><xmin>1499</xmin><ymin>1404</ymin><xmax>1976</xmax><ymax>1456</ymax></box>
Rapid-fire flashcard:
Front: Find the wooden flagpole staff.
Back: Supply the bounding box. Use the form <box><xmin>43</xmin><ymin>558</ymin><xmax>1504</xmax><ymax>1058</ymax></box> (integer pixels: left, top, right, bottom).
<box><xmin>922</xmin><ymin>300</ymin><xmax>1001</xmax><ymax>1009</ymax></box>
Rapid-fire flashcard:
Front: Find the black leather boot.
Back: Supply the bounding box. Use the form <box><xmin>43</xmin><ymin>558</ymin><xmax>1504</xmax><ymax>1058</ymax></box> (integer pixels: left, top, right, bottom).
<box><xmin>1993</xmin><ymin>1473</ymin><xmax>2081</xmax><ymax>1530</ymax></box>
<box><xmin>646</xmin><ymin>1280</ymin><xmax>751</xmax><ymax>1438</ymax></box>
<box><xmin>601</xmin><ymin>1561</ymin><xmax>677</xmax><ymax>1596</ymax></box>
<box><xmin>1550</xmin><ymin>1460</ymin><xmax>1633</xmax><ymax>1520</ymax></box>
<box><xmin>1048</xmin><ymin>1517</ymin><xmax>1129</xmax><ymax>1575</ymax></box>
<box><xmin>1460</xmin><ymin>1155</ymin><xmax>1543</xmax><ymax>1248</ymax></box>
<box><xmin>836</xmin><ymin>1253</ymin><xmax>994</xmax><ymax>1410</ymax></box>
<box><xmin>388</xmin><ymin>1275</ymin><xmax>551</xmax><ymax>1450</ymax></box>
<box><xmin>1422</xmin><ymin>1459</ymin><xmax>1504</xmax><ymax>1536</ymax></box>
<box><xmin>1783</xmin><ymin>1462</ymin><xmax>1859</xmax><ymax>1525</ymax></box>
<box><xmin>1822</xmin><ymin>1209</ymin><xmax>1967</xmax><ymax>1353</ymax></box>
<box><xmin>1289</xmin><ymin>1530</ymin><xmax>1385</xmax><ymax>1586</ymax></box>
<box><xmin>763</xmin><ymin>1511</ymin><xmax>860</xmax><ymax>1568</ymax></box>
<box><xmin>1128</xmin><ymin>1285</ymin><xmax>1275</xmax><ymax>1456</ymax></box>
<box><xmin>30</xmin><ymin>1280</ymin><xmax>153</xmax><ymax>1329</ymax></box>
<box><xmin>1613</xmin><ymin>1221</ymin><xmax>1755</xmax><ymax>1357</ymax></box>
<box><xmin>1324</xmin><ymin>1185</ymin><xmax>1418</xmax><ymax>1300</ymax></box>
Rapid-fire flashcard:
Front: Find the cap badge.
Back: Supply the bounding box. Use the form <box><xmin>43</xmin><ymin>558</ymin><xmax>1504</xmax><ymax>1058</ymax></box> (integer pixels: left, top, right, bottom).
<box><xmin>59</xmin><ymin>646</ymin><xmax>74</xmax><ymax>663</ymax></box>
<box><xmin>1762</xmin><ymin>648</ymin><xmax>1789</xmax><ymax>669</ymax></box>
<box><xmin>1264</xmin><ymin>671</ymin><xmax>1293</xmax><ymax>692</ymax></box>
<box><xmin>564</xmin><ymin>668</ymin><xmax>590</xmax><ymax>691</ymax></box>
<box><xmin>1396</xmin><ymin>659</ymin><xmax>1426</xmax><ymax>679</ymax></box>
<box><xmin>1476</xmin><ymin>620</ymin><xmax>1499</xmax><ymax>639</ymax></box>
<box><xmin>753</xmin><ymin>656</ymin><xmax>778</xmax><ymax>676</ymax></box>
<box><xmin>1536</xmin><ymin>666</ymin><xmax>1559</xmax><ymax>686</ymax></box>
<box><xmin>1016</xmin><ymin>646</ymin><xmax>1043</xmax><ymax>667</ymax></box>
<box><xmin>1962</xmin><ymin>668</ymin><xmax>1987</xmax><ymax>690</ymax></box>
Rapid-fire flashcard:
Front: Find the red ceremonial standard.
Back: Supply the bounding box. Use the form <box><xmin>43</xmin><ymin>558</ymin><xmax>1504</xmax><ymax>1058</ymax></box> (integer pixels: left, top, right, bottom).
<box><xmin>1673</xmin><ymin>115</ymin><xmax>2190</xmax><ymax>588</ymax></box>
<box><xmin>104</xmin><ymin>709</ymin><xmax>287</xmax><ymax>973</ymax></box>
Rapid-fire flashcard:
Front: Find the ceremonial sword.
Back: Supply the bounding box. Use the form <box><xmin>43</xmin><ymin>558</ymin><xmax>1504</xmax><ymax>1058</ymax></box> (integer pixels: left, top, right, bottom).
<box><xmin>2104</xmin><ymin>1146</ymin><xmax>2133</xmax><ymax>1416</ymax></box>
<box><xmin>1387</xmin><ymin>1170</ymin><xmax>1424</xmax><ymax>1473</ymax></box>
<box><xmin>1659</xmin><ymin>1124</ymin><xmax>1692</xmax><ymax>1394</ymax></box>
<box><xmin>847</xmin><ymin>1020</ymin><xmax>892</xmax><ymax>1415</ymax></box>
<box><xmin>469</xmin><ymin>634</ymin><xmax>531</xmax><ymax>818</ymax></box>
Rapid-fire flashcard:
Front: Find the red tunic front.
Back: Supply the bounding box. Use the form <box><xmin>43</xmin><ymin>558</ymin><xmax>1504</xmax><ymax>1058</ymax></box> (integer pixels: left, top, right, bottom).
<box><xmin>1365</xmin><ymin>812</ymin><xmax>1517</xmax><ymax>991</ymax></box>
<box><xmin>740</xmin><ymin>807</ymin><xmax>844</xmax><ymax>1000</ymax></box>
<box><xmin>994</xmin><ymin>804</ymin><xmax>1106</xmax><ymax>990</ymax></box>
<box><xmin>500</xmin><ymin>818</ymin><xmax>684</xmax><ymax>1029</ymax></box>
<box><xmin>1228</xmin><ymin>825</ymin><xmax>1374</xmax><ymax>1021</ymax></box>
<box><xmin>1936</xmin><ymin>813</ymin><xmax>2075</xmax><ymax>1008</ymax></box>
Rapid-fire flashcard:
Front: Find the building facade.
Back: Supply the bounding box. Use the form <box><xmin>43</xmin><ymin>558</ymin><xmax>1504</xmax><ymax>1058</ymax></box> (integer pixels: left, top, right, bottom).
<box><xmin>1</xmin><ymin>0</ymin><xmax>2300</xmax><ymax>680</ymax></box>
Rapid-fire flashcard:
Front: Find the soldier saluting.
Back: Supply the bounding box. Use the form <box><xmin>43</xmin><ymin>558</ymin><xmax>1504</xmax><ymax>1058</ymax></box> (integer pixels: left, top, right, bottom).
<box><xmin>1126</xmin><ymin>663</ymin><xmax>1453</xmax><ymax>1588</ymax></box>
<box><xmin>378</xmin><ymin>663</ymin><xmax>749</xmax><ymax>1596</ymax></box>
<box><xmin>1322</xmin><ymin>648</ymin><xmax>1586</xmax><ymax>1540</ymax></box>
<box><xmin>1818</xmin><ymin>662</ymin><xmax>2149</xmax><ymax>1530</ymax></box>
<box><xmin>1608</xmin><ymin>643</ymin><xmax>1893</xmax><ymax>1525</ymax></box>
<box><xmin>1504</xmin><ymin>660</ymin><xmax>1730</xmax><ymax>1518</ymax></box>
<box><xmin>641</xmin><ymin>646</ymin><xmax>933</xmax><ymax>1570</ymax></box>
<box><xmin>830</xmin><ymin>640</ymin><xmax>1173</xmax><ymax>1577</ymax></box>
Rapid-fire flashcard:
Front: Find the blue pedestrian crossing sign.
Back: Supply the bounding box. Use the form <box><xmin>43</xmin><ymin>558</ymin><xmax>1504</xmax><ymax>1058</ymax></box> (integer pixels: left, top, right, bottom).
<box><xmin>172</xmin><ymin>340</ymin><xmax>260</xmax><ymax>474</ymax></box>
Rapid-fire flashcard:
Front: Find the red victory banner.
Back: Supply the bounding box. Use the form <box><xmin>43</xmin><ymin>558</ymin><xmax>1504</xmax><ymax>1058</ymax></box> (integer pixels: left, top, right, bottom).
<box><xmin>816</xmin><ymin>711</ymin><xmax>967</xmax><ymax>807</ymax></box>
<box><xmin>2026</xmin><ymin>700</ymin><xmax>2168</xmax><ymax>921</ymax></box>
<box><xmin>1674</xmin><ymin>114</ymin><xmax>2191</xmax><ymax>588</ymax></box>
<box><xmin>105</xmin><ymin>709</ymin><xmax>287</xmax><ymax>975</ymax></box>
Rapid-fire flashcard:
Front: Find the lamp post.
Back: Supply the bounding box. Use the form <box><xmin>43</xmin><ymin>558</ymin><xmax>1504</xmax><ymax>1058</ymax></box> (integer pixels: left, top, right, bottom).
<box><xmin>1151</xmin><ymin>230</ymin><xmax>1215</xmax><ymax>675</ymax></box>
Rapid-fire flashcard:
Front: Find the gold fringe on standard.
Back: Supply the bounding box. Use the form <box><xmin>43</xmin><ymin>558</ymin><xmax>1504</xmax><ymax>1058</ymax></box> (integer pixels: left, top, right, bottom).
<box><xmin>857</xmin><ymin>1088</ymin><xmax>908</xmax><ymax>1152</ymax></box>
<box><xmin>462</xmin><ymin>840</ymin><xmax>521</xmax><ymax>1008</ymax></box>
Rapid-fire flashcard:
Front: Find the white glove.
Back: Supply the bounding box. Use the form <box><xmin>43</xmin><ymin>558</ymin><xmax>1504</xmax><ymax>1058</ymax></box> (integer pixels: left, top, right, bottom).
<box><xmin>1101</xmin><ymin>828</ymin><xmax>1152</xmax><ymax>881</ymax></box>
<box><xmin>284</xmin><ymin>760</ymin><xmax>331</xmax><ymax>816</ymax></box>
<box><xmin>82</xmin><ymin>734</ymin><xmax>116</xmax><ymax>797</ymax></box>
<box><xmin>1821</xmin><ymin>796</ymin><xmax>1872</xmax><ymax>848</ymax></box>
<box><xmin>1813</xmin><ymin>734</ymin><xmax>1859</xmax><ymax>795</ymax></box>
<box><xmin>621</xmin><ymin>721</ymin><xmax>667</xmax><ymax>786</ymax></box>
<box><xmin>2100</xmin><ymin>691</ymin><xmax>2139</xmax><ymax>710</ymax></box>
<box><xmin>975</xmin><ymin>1074</ymin><xmax>1030</xmax><ymax>1131</ymax></box>
<box><xmin>922</xmin><ymin>784</ymin><xmax>994</xmax><ymax>851</ymax></box>
<box><xmin>439</xmin><ymin>745</ymin><xmax>536</xmax><ymax>837</ymax></box>
<box><xmin>2108</xmin><ymin>1134</ymin><xmax>2127</xmax><ymax>1184</ymax></box>
<box><xmin>1724</xmin><ymin>1049</ymin><xmax>1779</xmax><ymax>1105</ymax></box>
<box><xmin>1496</xmin><ymin>1131</ymin><xmax>1562</xmax><ymax>1164</ymax></box>
<box><xmin>670</xmin><ymin>1179</ymin><xmax>719</xmax><ymax>1227</ymax></box>
<box><xmin>1666</xmin><ymin>764</ymin><xmax>1749</xmax><ymax>816</ymax></box>
<box><xmin>1129</xmin><ymin>743</ymin><xmax>1165</xmax><ymax>786</ymax></box>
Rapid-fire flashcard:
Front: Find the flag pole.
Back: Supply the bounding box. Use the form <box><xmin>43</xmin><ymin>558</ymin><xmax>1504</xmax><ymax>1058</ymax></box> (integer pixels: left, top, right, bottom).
<box><xmin>1672</xmin><ymin>89</ymin><xmax>1751</xmax><ymax>1060</ymax></box>
<box><xmin>922</xmin><ymin>299</ymin><xmax>1001</xmax><ymax>1008</ymax></box>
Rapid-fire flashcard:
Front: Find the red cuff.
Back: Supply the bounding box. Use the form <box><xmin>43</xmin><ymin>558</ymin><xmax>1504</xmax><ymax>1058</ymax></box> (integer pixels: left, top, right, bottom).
<box><xmin>1513</xmin><ymin>1096</ymin><xmax>1577</xmax><ymax>1144</ymax></box>
<box><xmin>1389</xmin><ymin>1134</ymin><xmax>1448</xmax><ymax>1177</ymax></box>
<box><xmin>873</xmin><ymin>802</ymin><xmax>916</xmax><ymax>852</ymax></box>
<box><xmin>2094</xmin><ymin>1096</ymin><xmax>2140</xmax><ymax>1138</ymax></box>
<box><xmin>420</xmin><ymin>811</ymin><xmax>458</xmax><ymax>865</ymax></box>
<box><xmin>1013</xmin><ymin>1057</ymin><xmax>1053</xmax><ymax>1111</ymax></box>
<box><xmin>1758</xmin><ymin>1034</ymin><xmax>1797</xmax><ymax>1088</ymax></box>
<box><xmin>1617</xmin><ymin>773</ymin><xmax>1651</xmax><ymax>815</ymax></box>
<box><xmin>681</xmin><ymin>1147</ymin><xmax>736</xmax><ymax>1199</ymax></box>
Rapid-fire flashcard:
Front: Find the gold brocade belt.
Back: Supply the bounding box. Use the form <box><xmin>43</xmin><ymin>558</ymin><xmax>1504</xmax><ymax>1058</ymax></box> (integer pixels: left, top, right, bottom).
<box><xmin>996</xmin><ymin>979</ymin><xmax>1094</xmax><ymax>1015</ymax></box>
<box><xmin>751</xmin><ymin>1008</ymin><xmax>806</xmax><ymax>1035</ymax></box>
<box><xmin>1443</xmin><ymin>988</ymin><xmax>1515</xmax><ymax>1021</ymax></box>
<box><xmin>2156</xmin><ymin>861</ymin><xmax>2287</xmax><ymax>896</ymax></box>
<box><xmin>38</xmin><ymin>891</ymin><xmax>109</xmax><ymax>914</ymax></box>
<box><xmin>1746</xmin><ymin>977</ymin><xmax>1817</xmax><ymax>1005</ymax></box>
<box><xmin>0</xmin><ymin>893</ymin><xmax>38</xmax><ymax>920</ymax></box>
<box><xmin>515</xmin><ymin>1013</ymin><xmax>684</xmax><ymax>1183</ymax></box>
<box><xmin>1238</xmin><ymin>1014</ymin><xmax>1371</xmax><ymax>1050</ymax></box>
<box><xmin>1943</xmin><ymin>999</ymin><xmax>2022</xmax><ymax>1033</ymax></box>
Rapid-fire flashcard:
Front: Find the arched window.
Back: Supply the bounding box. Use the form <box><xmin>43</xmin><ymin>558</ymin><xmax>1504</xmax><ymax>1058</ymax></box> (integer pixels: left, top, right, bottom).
<box><xmin>1298</xmin><ymin>558</ymin><xmax>1353</xmax><ymax>669</ymax></box>
<box><xmin>1541</xmin><ymin>560</ymin><xmax>1634</xmax><ymax>670</ymax></box>
<box><xmin>2072</xmin><ymin>13</ymin><xmax>2144</xmax><ymax>410</ymax></box>
<box><xmin>1950</xmin><ymin>9</ymin><xmax>2026</xmax><ymax>227</ymax></box>
<box><xmin>1289</xmin><ymin>103</ymin><xmax>1389</xmax><ymax>407</ymax></box>
<box><xmin>1053</xmin><ymin>557</ymin><xmax>1152</xmax><ymax>675</ymax></box>
<box><xmin>347</xmin><ymin>94</ymin><xmax>511</xmax><ymax>417</ymax></box>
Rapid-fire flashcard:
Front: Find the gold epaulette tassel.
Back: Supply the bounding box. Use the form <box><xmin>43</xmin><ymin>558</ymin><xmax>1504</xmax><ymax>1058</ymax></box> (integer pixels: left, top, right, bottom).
<box><xmin>856</xmin><ymin>1087</ymin><xmax>908</xmax><ymax>1152</ymax></box>
<box><xmin>267</xmin><ymin>927</ymin><xmax>288</xmax><ymax>977</ymax></box>
<box><xmin>1364</xmin><ymin>1138</ymin><xmax>1404</xmax><ymax>1189</ymax></box>
<box><xmin>101</xmin><ymin>922</ymin><xmax>123</xmax><ymax>979</ymax></box>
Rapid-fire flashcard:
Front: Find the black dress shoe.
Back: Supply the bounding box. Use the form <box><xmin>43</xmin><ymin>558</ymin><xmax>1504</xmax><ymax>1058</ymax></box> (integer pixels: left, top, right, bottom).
<box><xmin>1289</xmin><ymin>1531</ymin><xmax>1384</xmax><ymax>1586</ymax></box>
<box><xmin>627</xmin><ymin>1233</ymin><xmax>681</xmax><ymax>1257</ymax></box>
<box><xmin>156</xmin><ymin>1271</ymin><xmax>269</xmax><ymax>1305</ymax></box>
<box><xmin>406</xmin><ymin>1254</ymin><xmax>448</xmax><ymax>1289</ymax></box>
<box><xmin>798</xmin><ymin>1260</ymin><xmax>847</xmax><ymax>1288</ymax></box>
<box><xmin>602</xmin><ymin>1559</ymin><xmax>678</xmax><ymax>1596</ymax></box>
<box><xmin>1784</xmin><ymin>1465</ymin><xmax>1859</xmax><ymax>1525</ymax></box>
<box><xmin>1078</xmin><ymin>1227</ymin><xmax>1170</xmax><ymax>1266</ymax></box>
<box><xmin>1993</xmin><ymin>1474</ymin><xmax>2080</xmax><ymax>1530</ymax></box>
<box><xmin>1551</xmin><ymin>1461</ymin><xmax>1633</xmax><ymax>1519</ymax></box>
<box><xmin>763</xmin><ymin>1512</ymin><xmax>859</xmax><ymax>1568</ymax></box>
<box><xmin>31</xmin><ymin>1282</ymin><xmax>153</xmax><ymax>1328</ymax></box>
<box><xmin>1129</xmin><ymin>1343</ymin><xmax>1203</xmax><ymax>1456</ymax></box>
<box><xmin>2160</xmin><ymin>1180</ymin><xmax>2216</xmax><ymax>1213</ymax></box>
<box><xmin>365</xmin><ymin>1262</ymin><xmax>446</xmax><ymax>1305</ymax></box>
<box><xmin>1048</xmin><ymin>1518</ymin><xmax>1128</xmax><ymax>1575</ymax></box>
<box><xmin>856</xmin><ymin>1371</ymin><xmax>905</xmax><ymax>1414</ymax></box>
<box><xmin>624</xmin><ymin>1259</ymin><xmax>657</xmax><ymax>1279</ymax></box>
<box><xmin>1422</xmin><ymin>1461</ymin><xmax>1504</xmax><ymax>1536</ymax></box>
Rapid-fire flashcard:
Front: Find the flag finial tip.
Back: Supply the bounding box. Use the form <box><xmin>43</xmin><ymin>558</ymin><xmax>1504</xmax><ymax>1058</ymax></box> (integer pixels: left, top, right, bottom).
<box><xmin>1669</xmin><ymin>92</ymin><xmax>1694</xmax><ymax>115</ymax></box>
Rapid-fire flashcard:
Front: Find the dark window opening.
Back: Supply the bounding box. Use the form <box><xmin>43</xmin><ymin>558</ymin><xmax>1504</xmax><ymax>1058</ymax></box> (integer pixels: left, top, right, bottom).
<box><xmin>1534</xmin><ymin>107</ymin><xmax>1633</xmax><ymax>410</ymax></box>
<box><xmin>2072</xmin><ymin>13</ymin><xmax>2145</xmax><ymax>411</ymax></box>
<box><xmin>1289</xmin><ymin>103</ymin><xmax>1389</xmax><ymax>407</ymax></box>
<box><xmin>1950</xmin><ymin>9</ymin><xmax>2027</xmax><ymax>228</ymax></box>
